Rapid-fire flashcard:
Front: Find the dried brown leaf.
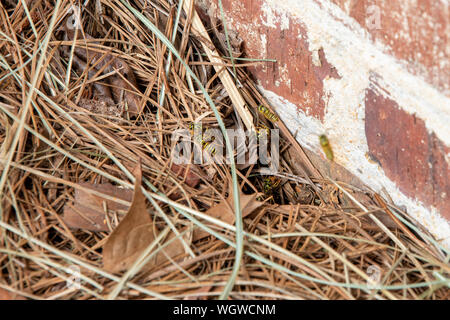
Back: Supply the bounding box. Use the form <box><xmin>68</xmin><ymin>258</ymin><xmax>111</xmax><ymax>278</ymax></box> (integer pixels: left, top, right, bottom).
<box><xmin>193</xmin><ymin>192</ymin><xmax>264</xmax><ymax>241</ymax></box>
<box><xmin>62</xmin><ymin>183</ymin><xmax>133</xmax><ymax>232</ymax></box>
<box><xmin>109</xmin><ymin>75</ymin><xmax>141</xmax><ymax>114</ymax></box>
<box><xmin>170</xmin><ymin>163</ymin><xmax>202</xmax><ymax>188</ymax></box>
<box><xmin>103</xmin><ymin>162</ymin><xmax>190</xmax><ymax>273</ymax></box>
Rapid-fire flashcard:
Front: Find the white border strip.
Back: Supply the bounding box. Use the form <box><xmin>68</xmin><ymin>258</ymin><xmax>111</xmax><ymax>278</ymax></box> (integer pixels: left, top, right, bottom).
<box><xmin>261</xmin><ymin>0</ymin><xmax>450</xmax><ymax>146</ymax></box>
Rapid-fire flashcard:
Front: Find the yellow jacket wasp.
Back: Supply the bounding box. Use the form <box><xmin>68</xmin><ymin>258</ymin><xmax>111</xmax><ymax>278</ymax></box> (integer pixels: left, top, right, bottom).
<box><xmin>319</xmin><ymin>134</ymin><xmax>334</xmax><ymax>161</ymax></box>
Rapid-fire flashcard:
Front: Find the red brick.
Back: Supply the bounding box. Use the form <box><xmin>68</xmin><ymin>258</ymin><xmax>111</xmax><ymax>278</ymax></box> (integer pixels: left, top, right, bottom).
<box><xmin>365</xmin><ymin>88</ymin><xmax>450</xmax><ymax>219</ymax></box>
<box><xmin>330</xmin><ymin>0</ymin><xmax>449</xmax><ymax>95</ymax></box>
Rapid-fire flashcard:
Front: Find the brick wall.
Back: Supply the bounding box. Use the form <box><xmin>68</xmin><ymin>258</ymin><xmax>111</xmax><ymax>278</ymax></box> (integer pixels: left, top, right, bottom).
<box><xmin>199</xmin><ymin>0</ymin><xmax>450</xmax><ymax>247</ymax></box>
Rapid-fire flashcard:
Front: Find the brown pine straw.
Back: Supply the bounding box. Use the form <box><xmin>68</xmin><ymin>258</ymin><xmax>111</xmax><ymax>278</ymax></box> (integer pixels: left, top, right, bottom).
<box><xmin>0</xmin><ymin>0</ymin><xmax>449</xmax><ymax>300</ymax></box>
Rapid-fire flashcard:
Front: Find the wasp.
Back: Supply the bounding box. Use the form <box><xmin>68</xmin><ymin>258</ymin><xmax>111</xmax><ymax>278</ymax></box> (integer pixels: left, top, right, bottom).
<box><xmin>190</xmin><ymin>123</ymin><xmax>217</xmax><ymax>157</ymax></box>
<box><xmin>263</xmin><ymin>175</ymin><xmax>281</xmax><ymax>194</ymax></box>
<box><xmin>258</xmin><ymin>105</ymin><xmax>279</xmax><ymax>122</ymax></box>
<box><xmin>256</xmin><ymin>123</ymin><xmax>270</xmax><ymax>138</ymax></box>
<box><xmin>200</xmin><ymin>139</ymin><xmax>217</xmax><ymax>156</ymax></box>
<box><xmin>188</xmin><ymin>122</ymin><xmax>202</xmax><ymax>133</ymax></box>
<box><xmin>319</xmin><ymin>134</ymin><xmax>334</xmax><ymax>161</ymax></box>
